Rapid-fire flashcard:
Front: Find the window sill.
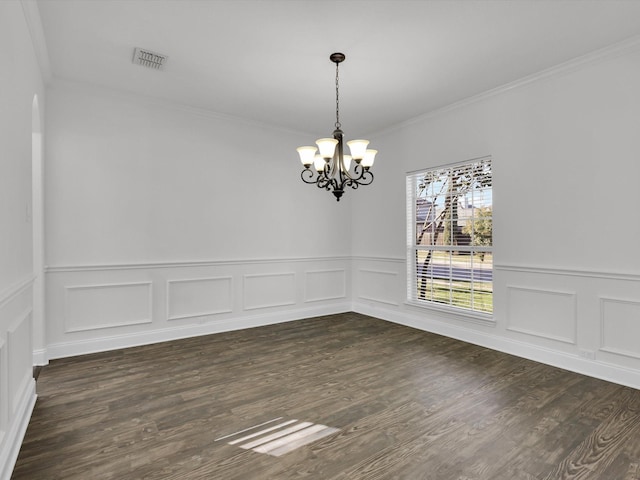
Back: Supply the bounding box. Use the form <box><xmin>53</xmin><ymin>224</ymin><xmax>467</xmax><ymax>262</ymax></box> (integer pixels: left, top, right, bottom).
<box><xmin>404</xmin><ymin>300</ymin><xmax>495</xmax><ymax>327</ymax></box>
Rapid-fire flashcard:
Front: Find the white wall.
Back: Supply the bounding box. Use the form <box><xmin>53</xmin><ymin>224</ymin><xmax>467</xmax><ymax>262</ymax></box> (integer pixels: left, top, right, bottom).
<box><xmin>0</xmin><ymin>1</ymin><xmax>44</xmax><ymax>478</ymax></box>
<box><xmin>352</xmin><ymin>44</ymin><xmax>640</xmax><ymax>389</ymax></box>
<box><xmin>44</xmin><ymin>83</ymin><xmax>353</xmax><ymax>358</ymax></box>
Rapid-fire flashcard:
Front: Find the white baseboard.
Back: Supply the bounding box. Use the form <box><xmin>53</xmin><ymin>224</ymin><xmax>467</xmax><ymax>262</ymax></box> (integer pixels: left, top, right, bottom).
<box><xmin>46</xmin><ymin>302</ymin><xmax>351</xmax><ymax>360</ymax></box>
<box><xmin>32</xmin><ymin>348</ymin><xmax>48</xmax><ymax>366</ymax></box>
<box><xmin>353</xmin><ymin>301</ymin><xmax>640</xmax><ymax>391</ymax></box>
<box><xmin>0</xmin><ymin>379</ymin><xmax>36</xmax><ymax>480</ymax></box>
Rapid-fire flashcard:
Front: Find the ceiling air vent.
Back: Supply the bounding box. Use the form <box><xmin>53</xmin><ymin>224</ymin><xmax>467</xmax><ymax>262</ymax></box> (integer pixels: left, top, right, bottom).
<box><xmin>132</xmin><ymin>47</ymin><xmax>167</xmax><ymax>70</ymax></box>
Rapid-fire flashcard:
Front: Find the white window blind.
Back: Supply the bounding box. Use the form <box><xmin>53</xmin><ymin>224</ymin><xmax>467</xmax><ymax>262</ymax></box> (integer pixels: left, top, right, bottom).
<box><xmin>406</xmin><ymin>157</ymin><xmax>493</xmax><ymax>315</ymax></box>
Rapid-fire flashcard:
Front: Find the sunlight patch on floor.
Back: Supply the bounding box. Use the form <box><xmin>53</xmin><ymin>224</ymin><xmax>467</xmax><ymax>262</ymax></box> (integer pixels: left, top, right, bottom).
<box><xmin>216</xmin><ymin>417</ymin><xmax>339</xmax><ymax>457</ymax></box>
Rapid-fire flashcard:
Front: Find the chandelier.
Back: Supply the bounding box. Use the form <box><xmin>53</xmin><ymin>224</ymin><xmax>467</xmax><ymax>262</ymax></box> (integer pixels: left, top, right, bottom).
<box><xmin>297</xmin><ymin>53</ymin><xmax>377</xmax><ymax>201</ymax></box>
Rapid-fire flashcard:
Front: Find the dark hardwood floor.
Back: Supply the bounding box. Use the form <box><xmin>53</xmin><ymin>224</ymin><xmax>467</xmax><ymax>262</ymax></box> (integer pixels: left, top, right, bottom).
<box><xmin>12</xmin><ymin>313</ymin><xmax>640</xmax><ymax>479</ymax></box>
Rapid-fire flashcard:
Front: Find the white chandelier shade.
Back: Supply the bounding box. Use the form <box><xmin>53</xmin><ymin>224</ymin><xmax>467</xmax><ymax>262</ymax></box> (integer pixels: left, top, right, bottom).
<box><xmin>297</xmin><ymin>142</ymin><xmax>377</xmax><ymax>168</ymax></box>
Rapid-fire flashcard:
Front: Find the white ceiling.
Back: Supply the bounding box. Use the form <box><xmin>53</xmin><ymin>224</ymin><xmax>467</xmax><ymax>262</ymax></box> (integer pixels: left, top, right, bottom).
<box><xmin>36</xmin><ymin>0</ymin><xmax>640</xmax><ymax>136</ymax></box>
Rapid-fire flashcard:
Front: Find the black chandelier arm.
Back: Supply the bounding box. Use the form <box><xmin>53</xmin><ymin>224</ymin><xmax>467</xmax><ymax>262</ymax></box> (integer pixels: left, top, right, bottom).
<box><xmin>316</xmin><ymin>174</ymin><xmax>334</xmax><ymax>191</ymax></box>
<box><xmin>300</xmin><ymin>164</ymin><xmax>374</xmax><ymax>193</ymax></box>
<box><xmin>301</xmin><ymin>168</ymin><xmax>319</xmax><ymax>185</ymax></box>
<box><xmin>352</xmin><ymin>165</ymin><xmax>374</xmax><ymax>185</ymax></box>
<box><xmin>343</xmin><ymin>170</ymin><xmax>374</xmax><ymax>190</ymax></box>
<box><xmin>324</xmin><ymin>160</ymin><xmax>334</xmax><ymax>179</ymax></box>
<box><xmin>344</xmin><ymin>178</ymin><xmax>358</xmax><ymax>190</ymax></box>
<box><xmin>336</xmin><ymin>163</ymin><xmax>374</xmax><ymax>185</ymax></box>
<box><xmin>336</xmin><ymin>158</ymin><xmax>355</xmax><ymax>182</ymax></box>
<box><xmin>301</xmin><ymin>168</ymin><xmax>334</xmax><ymax>191</ymax></box>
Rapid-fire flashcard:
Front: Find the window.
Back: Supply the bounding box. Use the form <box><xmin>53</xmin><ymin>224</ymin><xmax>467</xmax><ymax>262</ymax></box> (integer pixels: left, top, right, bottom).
<box><xmin>407</xmin><ymin>157</ymin><xmax>493</xmax><ymax>315</ymax></box>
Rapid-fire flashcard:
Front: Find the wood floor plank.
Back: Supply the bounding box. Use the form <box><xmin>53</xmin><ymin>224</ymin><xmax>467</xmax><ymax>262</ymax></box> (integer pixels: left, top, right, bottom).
<box><xmin>11</xmin><ymin>313</ymin><xmax>640</xmax><ymax>479</ymax></box>
<box><xmin>541</xmin><ymin>387</ymin><xmax>640</xmax><ymax>480</ymax></box>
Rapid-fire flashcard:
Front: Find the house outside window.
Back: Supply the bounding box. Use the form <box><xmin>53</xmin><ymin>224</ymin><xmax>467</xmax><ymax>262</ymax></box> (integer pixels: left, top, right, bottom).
<box><xmin>406</xmin><ymin>157</ymin><xmax>493</xmax><ymax>316</ymax></box>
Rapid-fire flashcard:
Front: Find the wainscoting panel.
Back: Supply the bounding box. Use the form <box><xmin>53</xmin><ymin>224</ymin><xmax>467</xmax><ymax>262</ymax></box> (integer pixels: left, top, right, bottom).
<box><xmin>167</xmin><ymin>277</ymin><xmax>233</xmax><ymax>321</ymax></box>
<box><xmin>7</xmin><ymin>310</ymin><xmax>32</xmax><ymax>415</ymax></box>
<box><xmin>0</xmin><ymin>277</ymin><xmax>36</xmax><ymax>480</ymax></box>
<box><xmin>64</xmin><ymin>282</ymin><xmax>153</xmax><ymax>333</ymax></box>
<box><xmin>600</xmin><ymin>297</ymin><xmax>640</xmax><ymax>359</ymax></box>
<box><xmin>45</xmin><ymin>257</ymin><xmax>352</xmax><ymax>360</ymax></box>
<box><xmin>243</xmin><ymin>273</ymin><xmax>296</xmax><ymax>310</ymax></box>
<box><xmin>506</xmin><ymin>286</ymin><xmax>577</xmax><ymax>344</ymax></box>
<box><xmin>357</xmin><ymin>269</ymin><xmax>399</xmax><ymax>306</ymax></box>
<box><xmin>44</xmin><ymin>257</ymin><xmax>640</xmax><ymax>389</ymax></box>
<box><xmin>304</xmin><ymin>269</ymin><xmax>346</xmax><ymax>303</ymax></box>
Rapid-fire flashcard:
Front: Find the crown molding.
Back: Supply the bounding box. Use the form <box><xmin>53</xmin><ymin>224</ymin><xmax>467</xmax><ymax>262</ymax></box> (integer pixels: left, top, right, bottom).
<box><xmin>20</xmin><ymin>0</ymin><xmax>52</xmax><ymax>84</ymax></box>
<box><xmin>369</xmin><ymin>34</ymin><xmax>640</xmax><ymax>138</ymax></box>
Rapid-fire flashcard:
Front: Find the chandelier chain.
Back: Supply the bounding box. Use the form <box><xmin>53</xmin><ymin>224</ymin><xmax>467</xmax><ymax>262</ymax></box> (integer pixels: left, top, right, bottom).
<box><xmin>335</xmin><ymin>61</ymin><xmax>341</xmax><ymax>130</ymax></box>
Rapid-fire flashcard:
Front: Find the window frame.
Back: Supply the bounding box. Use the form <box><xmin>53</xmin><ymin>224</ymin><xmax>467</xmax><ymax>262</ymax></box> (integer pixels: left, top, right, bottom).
<box><xmin>406</xmin><ymin>156</ymin><xmax>493</xmax><ymax>322</ymax></box>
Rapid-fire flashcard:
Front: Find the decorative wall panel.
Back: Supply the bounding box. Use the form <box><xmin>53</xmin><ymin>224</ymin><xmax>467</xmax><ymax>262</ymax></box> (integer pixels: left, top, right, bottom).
<box><xmin>243</xmin><ymin>273</ymin><xmax>296</xmax><ymax>310</ymax></box>
<box><xmin>64</xmin><ymin>282</ymin><xmax>152</xmax><ymax>332</ymax></box>
<box><xmin>600</xmin><ymin>297</ymin><xmax>640</xmax><ymax>359</ymax></box>
<box><xmin>357</xmin><ymin>269</ymin><xmax>399</xmax><ymax>306</ymax></box>
<box><xmin>304</xmin><ymin>270</ymin><xmax>346</xmax><ymax>303</ymax></box>
<box><xmin>167</xmin><ymin>277</ymin><xmax>233</xmax><ymax>320</ymax></box>
<box><xmin>7</xmin><ymin>311</ymin><xmax>32</xmax><ymax>414</ymax></box>
<box><xmin>506</xmin><ymin>286</ymin><xmax>576</xmax><ymax>344</ymax></box>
